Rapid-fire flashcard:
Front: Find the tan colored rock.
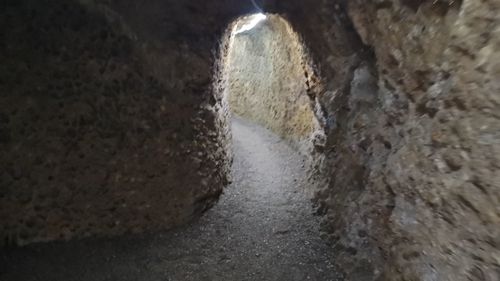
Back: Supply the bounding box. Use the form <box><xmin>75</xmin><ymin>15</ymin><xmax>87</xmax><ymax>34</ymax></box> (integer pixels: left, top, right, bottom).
<box><xmin>224</xmin><ymin>15</ymin><xmax>318</xmax><ymax>151</ymax></box>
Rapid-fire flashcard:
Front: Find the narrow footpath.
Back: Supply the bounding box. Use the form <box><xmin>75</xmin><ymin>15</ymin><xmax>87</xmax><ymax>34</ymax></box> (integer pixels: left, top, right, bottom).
<box><xmin>0</xmin><ymin>117</ymin><xmax>342</xmax><ymax>281</ymax></box>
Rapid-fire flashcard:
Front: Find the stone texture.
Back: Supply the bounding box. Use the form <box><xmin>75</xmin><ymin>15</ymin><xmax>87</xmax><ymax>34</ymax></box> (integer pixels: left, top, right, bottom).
<box><xmin>1</xmin><ymin>1</ymin><xmax>499</xmax><ymax>280</ymax></box>
<box><xmin>225</xmin><ymin>15</ymin><xmax>318</xmax><ymax>150</ymax></box>
<box><xmin>296</xmin><ymin>0</ymin><xmax>500</xmax><ymax>280</ymax></box>
<box><xmin>0</xmin><ymin>0</ymin><xmax>232</xmax><ymax>245</ymax></box>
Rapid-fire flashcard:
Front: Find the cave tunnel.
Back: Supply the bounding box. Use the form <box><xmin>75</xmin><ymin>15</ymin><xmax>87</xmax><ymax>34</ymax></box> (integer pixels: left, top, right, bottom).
<box><xmin>222</xmin><ymin>13</ymin><xmax>321</xmax><ymax>150</ymax></box>
<box><xmin>0</xmin><ymin>0</ymin><xmax>499</xmax><ymax>281</ymax></box>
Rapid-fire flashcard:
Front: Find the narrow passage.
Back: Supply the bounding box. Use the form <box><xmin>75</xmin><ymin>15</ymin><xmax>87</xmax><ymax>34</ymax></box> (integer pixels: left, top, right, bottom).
<box><xmin>1</xmin><ymin>117</ymin><xmax>341</xmax><ymax>281</ymax></box>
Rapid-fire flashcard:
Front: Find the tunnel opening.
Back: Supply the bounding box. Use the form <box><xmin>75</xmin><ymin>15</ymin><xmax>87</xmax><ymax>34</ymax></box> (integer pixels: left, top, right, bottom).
<box><xmin>233</xmin><ymin>13</ymin><xmax>267</xmax><ymax>35</ymax></box>
<box><xmin>216</xmin><ymin>13</ymin><xmax>325</xmax><ymax>155</ymax></box>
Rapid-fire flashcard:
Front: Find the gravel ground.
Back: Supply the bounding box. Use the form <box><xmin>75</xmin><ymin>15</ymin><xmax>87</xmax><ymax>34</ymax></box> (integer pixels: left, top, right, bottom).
<box><xmin>0</xmin><ymin>117</ymin><xmax>342</xmax><ymax>281</ymax></box>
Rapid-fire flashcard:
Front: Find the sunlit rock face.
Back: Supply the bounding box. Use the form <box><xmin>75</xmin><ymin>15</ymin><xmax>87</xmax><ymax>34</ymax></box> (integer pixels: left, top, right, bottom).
<box><xmin>224</xmin><ymin>15</ymin><xmax>318</xmax><ymax>151</ymax></box>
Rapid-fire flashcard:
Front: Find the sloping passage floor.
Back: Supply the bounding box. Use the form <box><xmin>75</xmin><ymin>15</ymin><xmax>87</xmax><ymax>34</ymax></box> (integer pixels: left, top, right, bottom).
<box><xmin>0</xmin><ymin>117</ymin><xmax>342</xmax><ymax>281</ymax></box>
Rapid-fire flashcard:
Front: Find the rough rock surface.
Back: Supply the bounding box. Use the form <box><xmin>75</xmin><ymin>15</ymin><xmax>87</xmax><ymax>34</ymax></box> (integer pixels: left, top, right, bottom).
<box><xmin>339</xmin><ymin>1</ymin><xmax>500</xmax><ymax>280</ymax></box>
<box><xmin>292</xmin><ymin>0</ymin><xmax>500</xmax><ymax>280</ymax></box>
<box><xmin>225</xmin><ymin>15</ymin><xmax>317</xmax><ymax>149</ymax></box>
<box><xmin>0</xmin><ymin>0</ymin><xmax>232</xmax><ymax>245</ymax></box>
<box><xmin>1</xmin><ymin>0</ymin><xmax>499</xmax><ymax>280</ymax></box>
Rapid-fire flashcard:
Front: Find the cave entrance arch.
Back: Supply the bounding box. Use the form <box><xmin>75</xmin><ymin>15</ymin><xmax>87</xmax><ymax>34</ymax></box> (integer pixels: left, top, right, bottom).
<box><xmin>216</xmin><ymin>13</ymin><xmax>324</xmax><ymax>151</ymax></box>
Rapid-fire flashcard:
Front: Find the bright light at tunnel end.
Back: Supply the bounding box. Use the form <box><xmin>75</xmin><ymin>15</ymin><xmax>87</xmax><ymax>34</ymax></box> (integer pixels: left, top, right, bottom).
<box><xmin>234</xmin><ymin>13</ymin><xmax>267</xmax><ymax>35</ymax></box>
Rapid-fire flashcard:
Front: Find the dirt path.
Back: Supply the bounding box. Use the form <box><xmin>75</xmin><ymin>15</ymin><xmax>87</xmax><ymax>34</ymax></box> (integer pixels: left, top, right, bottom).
<box><xmin>0</xmin><ymin>117</ymin><xmax>342</xmax><ymax>281</ymax></box>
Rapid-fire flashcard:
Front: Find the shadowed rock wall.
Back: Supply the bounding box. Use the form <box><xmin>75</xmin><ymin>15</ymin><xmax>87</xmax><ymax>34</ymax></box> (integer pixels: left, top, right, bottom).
<box><xmin>0</xmin><ymin>0</ymin><xmax>234</xmax><ymax>245</ymax></box>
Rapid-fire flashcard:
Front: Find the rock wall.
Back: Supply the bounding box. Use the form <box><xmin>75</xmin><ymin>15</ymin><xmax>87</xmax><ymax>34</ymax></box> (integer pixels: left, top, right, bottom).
<box><xmin>225</xmin><ymin>15</ymin><xmax>318</xmax><ymax>149</ymax></box>
<box><xmin>343</xmin><ymin>1</ymin><xmax>500</xmax><ymax>280</ymax></box>
<box><xmin>1</xmin><ymin>0</ymin><xmax>499</xmax><ymax>280</ymax></box>
<box><xmin>267</xmin><ymin>0</ymin><xmax>500</xmax><ymax>280</ymax></box>
<box><xmin>0</xmin><ymin>0</ymin><xmax>233</xmax><ymax>245</ymax></box>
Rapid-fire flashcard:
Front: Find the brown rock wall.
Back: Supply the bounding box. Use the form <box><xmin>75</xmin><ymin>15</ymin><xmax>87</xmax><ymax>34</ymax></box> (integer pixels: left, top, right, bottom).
<box><xmin>0</xmin><ymin>0</ymin><xmax>232</xmax><ymax>245</ymax></box>
<box><xmin>290</xmin><ymin>0</ymin><xmax>500</xmax><ymax>280</ymax></box>
<box><xmin>1</xmin><ymin>2</ymin><xmax>499</xmax><ymax>281</ymax></box>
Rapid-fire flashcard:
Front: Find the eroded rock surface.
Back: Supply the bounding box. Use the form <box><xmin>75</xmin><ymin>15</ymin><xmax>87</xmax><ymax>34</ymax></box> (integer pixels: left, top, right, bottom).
<box><xmin>0</xmin><ymin>0</ymin><xmax>232</xmax><ymax>245</ymax></box>
<box><xmin>299</xmin><ymin>1</ymin><xmax>500</xmax><ymax>280</ymax></box>
<box><xmin>1</xmin><ymin>0</ymin><xmax>499</xmax><ymax>280</ymax></box>
<box><xmin>225</xmin><ymin>15</ymin><xmax>318</xmax><ymax>150</ymax></box>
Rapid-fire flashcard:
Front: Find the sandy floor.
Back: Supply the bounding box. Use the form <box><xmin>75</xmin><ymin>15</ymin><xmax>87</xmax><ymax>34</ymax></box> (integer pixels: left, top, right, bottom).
<box><xmin>0</xmin><ymin>117</ymin><xmax>342</xmax><ymax>281</ymax></box>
